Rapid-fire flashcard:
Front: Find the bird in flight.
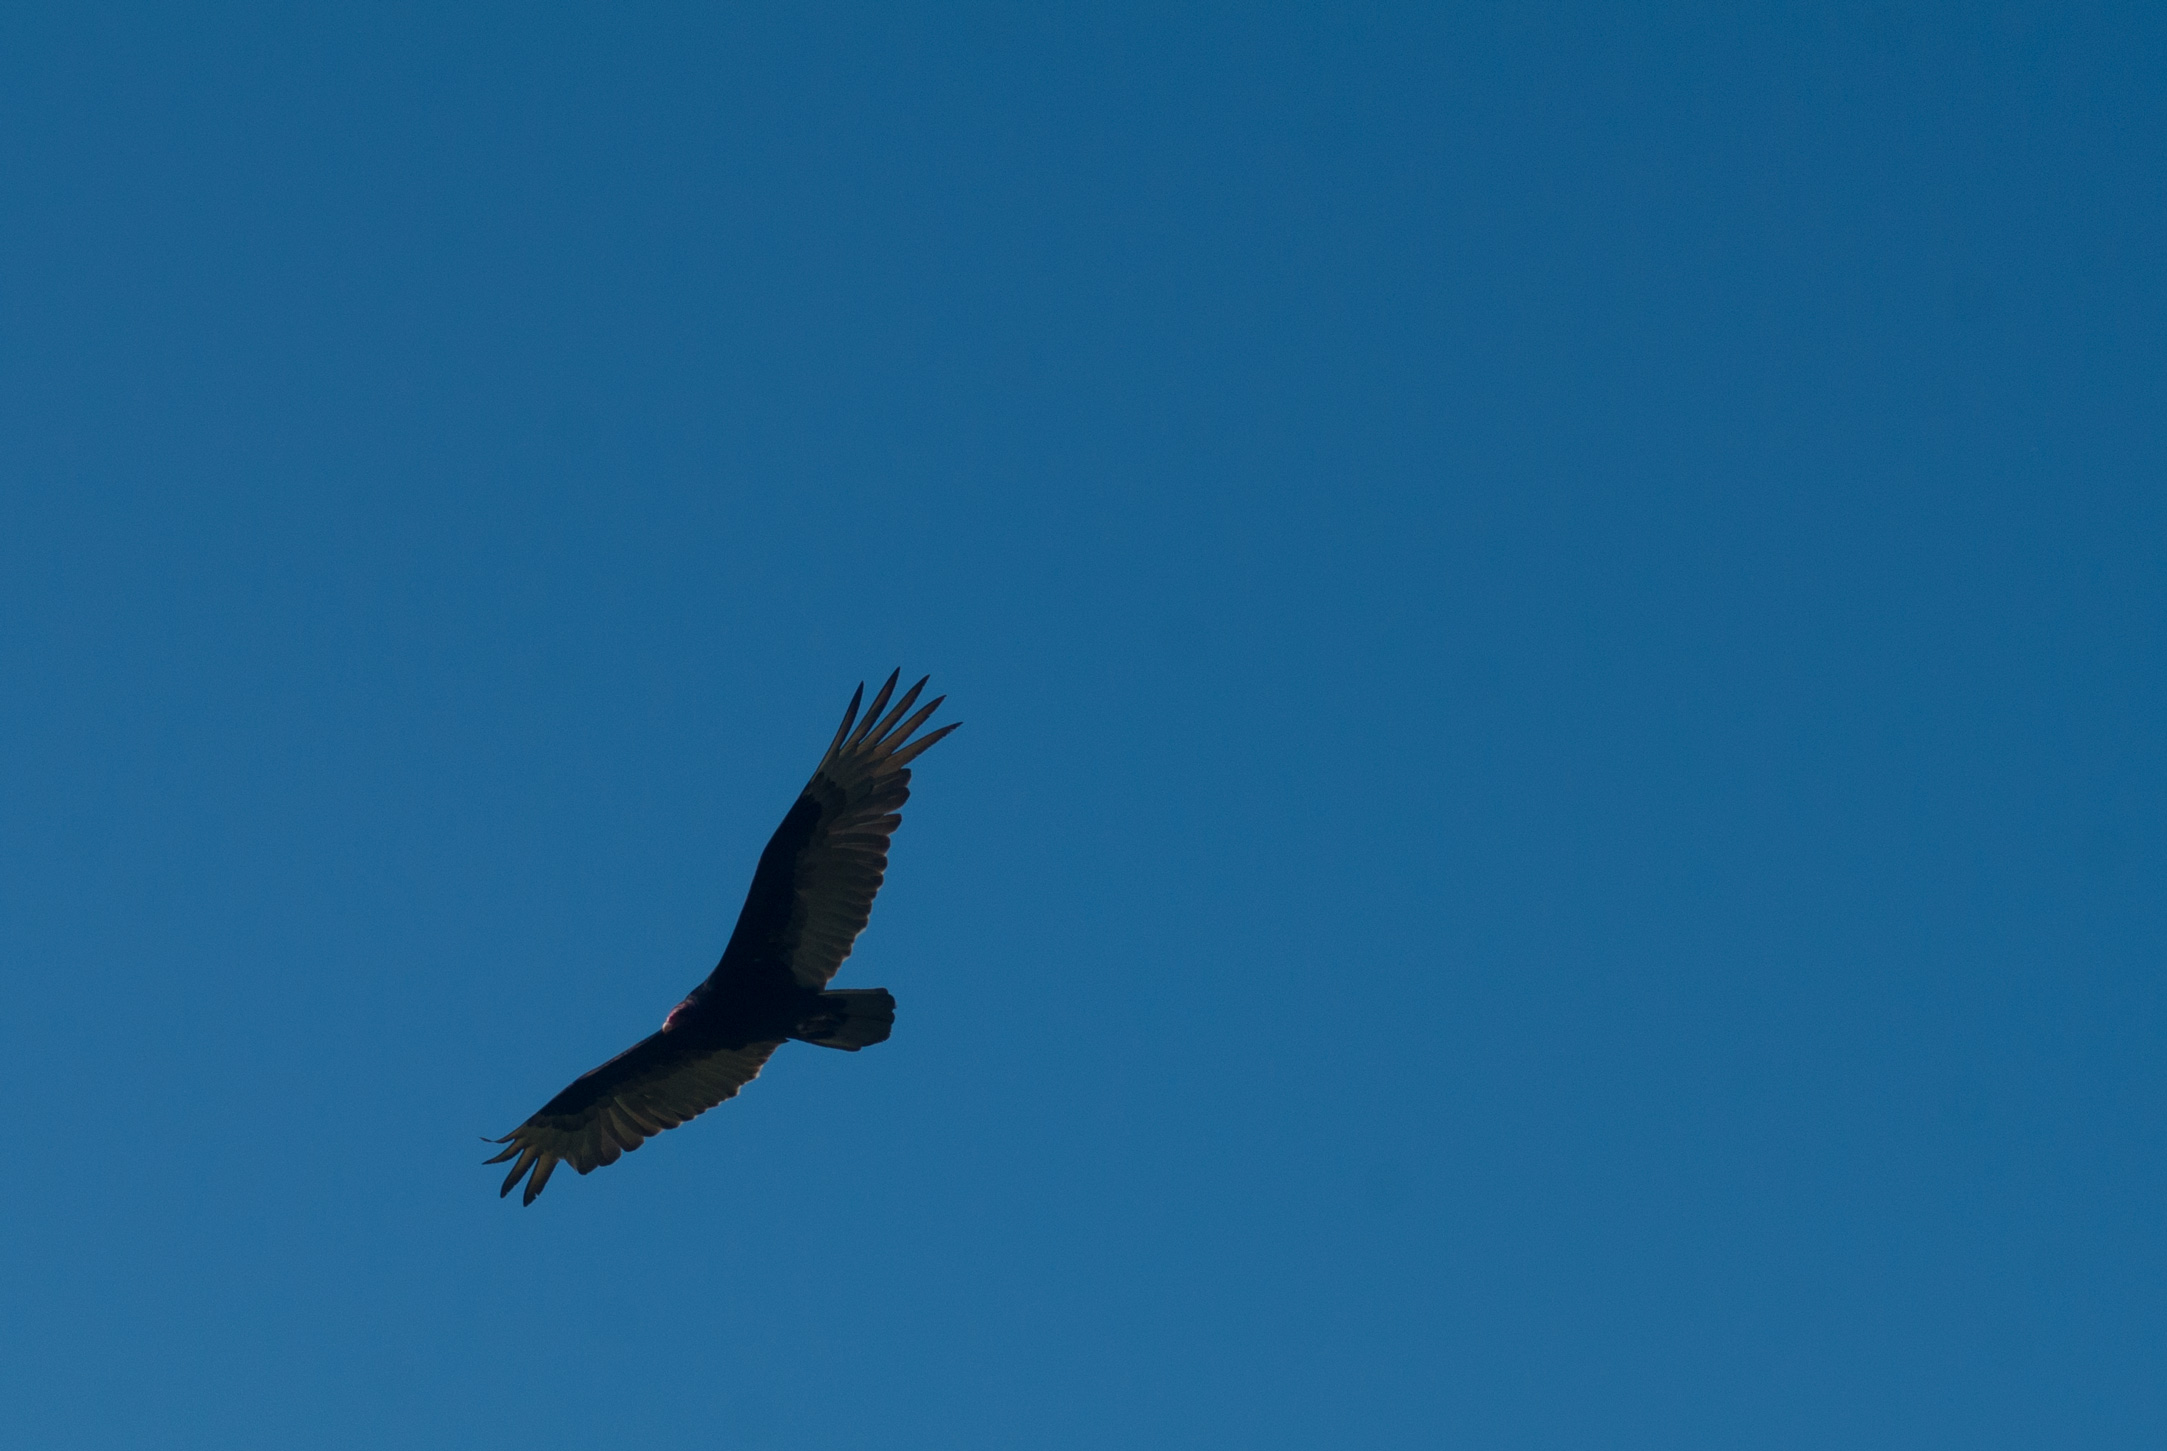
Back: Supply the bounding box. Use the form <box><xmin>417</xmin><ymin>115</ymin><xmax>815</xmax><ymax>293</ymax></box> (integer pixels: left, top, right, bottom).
<box><xmin>487</xmin><ymin>671</ymin><xmax>958</xmax><ymax>1204</ymax></box>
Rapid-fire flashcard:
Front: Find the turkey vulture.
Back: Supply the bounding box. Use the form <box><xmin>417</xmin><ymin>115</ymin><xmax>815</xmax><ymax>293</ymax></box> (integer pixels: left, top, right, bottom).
<box><xmin>486</xmin><ymin>671</ymin><xmax>957</xmax><ymax>1205</ymax></box>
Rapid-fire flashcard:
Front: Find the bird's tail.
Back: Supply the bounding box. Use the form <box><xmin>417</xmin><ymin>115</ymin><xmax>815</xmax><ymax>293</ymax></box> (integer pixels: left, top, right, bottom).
<box><xmin>794</xmin><ymin>988</ymin><xmax>895</xmax><ymax>1050</ymax></box>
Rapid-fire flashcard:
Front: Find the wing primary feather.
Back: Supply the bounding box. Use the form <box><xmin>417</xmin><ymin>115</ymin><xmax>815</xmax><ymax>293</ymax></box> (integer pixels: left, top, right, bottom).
<box><xmin>889</xmin><ymin>720</ymin><xmax>961</xmax><ymax>767</ymax></box>
<box><xmin>524</xmin><ymin>1155</ymin><xmax>560</xmax><ymax>1205</ymax></box>
<box><xmin>498</xmin><ymin>1146</ymin><xmax>538</xmax><ymax>1198</ymax></box>
<box><xmin>844</xmin><ymin>670</ymin><xmax>901</xmax><ymax>750</ymax></box>
<box><xmin>865</xmin><ymin>676</ymin><xmax>927</xmax><ymax>750</ymax></box>
<box><xmin>881</xmin><ymin>693</ymin><xmax>944</xmax><ymax>752</ymax></box>
<box><xmin>483</xmin><ymin>1136</ymin><xmax>520</xmax><ymax>1165</ymax></box>
<box><xmin>826</xmin><ymin>682</ymin><xmax>865</xmax><ymax>755</ymax></box>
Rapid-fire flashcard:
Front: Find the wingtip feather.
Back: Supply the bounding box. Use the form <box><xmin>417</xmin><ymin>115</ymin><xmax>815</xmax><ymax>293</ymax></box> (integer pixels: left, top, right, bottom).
<box><xmin>845</xmin><ymin>670</ymin><xmax>901</xmax><ymax>749</ymax></box>
<box><xmin>879</xmin><ymin>691</ymin><xmax>944</xmax><ymax>753</ymax></box>
<box><xmin>828</xmin><ymin>682</ymin><xmax>866</xmax><ymax>755</ymax></box>
<box><xmin>864</xmin><ymin>675</ymin><xmax>927</xmax><ymax>752</ymax></box>
<box><xmin>522</xmin><ymin>1154</ymin><xmax>560</xmax><ymax>1205</ymax></box>
<box><xmin>890</xmin><ymin>719</ymin><xmax>960</xmax><ymax>767</ymax></box>
<box><xmin>498</xmin><ymin>1145</ymin><xmax>538</xmax><ymax>1198</ymax></box>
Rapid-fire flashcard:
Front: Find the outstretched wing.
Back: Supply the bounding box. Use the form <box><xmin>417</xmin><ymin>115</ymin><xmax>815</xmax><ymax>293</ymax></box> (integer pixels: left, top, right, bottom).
<box><xmin>487</xmin><ymin>1033</ymin><xmax>780</xmax><ymax>1205</ymax></box>
<box><xmin>712</xmin><ymin>671</ymin><xmax>959</xmax><ymax>991</ymax></box>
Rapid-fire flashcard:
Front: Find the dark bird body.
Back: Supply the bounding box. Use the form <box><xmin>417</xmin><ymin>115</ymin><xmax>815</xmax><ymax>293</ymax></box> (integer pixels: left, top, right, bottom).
<box><xmin>488</xmin><ymin>672</ymin><xmax>957</xmax><ymax>1204</ymax></box>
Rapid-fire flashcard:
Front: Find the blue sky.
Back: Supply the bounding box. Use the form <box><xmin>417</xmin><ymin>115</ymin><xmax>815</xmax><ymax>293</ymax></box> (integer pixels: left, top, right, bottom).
<box><xmin>1</xmin><ymin>4</ymin><xmax>2161</xmax><ymax>1447</ymax></box>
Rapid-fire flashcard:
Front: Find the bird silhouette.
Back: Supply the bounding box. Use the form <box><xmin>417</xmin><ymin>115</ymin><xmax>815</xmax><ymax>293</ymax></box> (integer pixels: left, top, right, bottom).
<box><xmin>487</xmin><ymin>671</ymin><xmax>957</xmax><ymax>1204</ymax></box>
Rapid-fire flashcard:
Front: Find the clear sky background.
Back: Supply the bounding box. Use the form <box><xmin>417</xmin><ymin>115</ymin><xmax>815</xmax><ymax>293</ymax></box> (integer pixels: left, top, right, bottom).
<box><xmin>2</xmin><ymin>4</ymin><xmax>2161</xmax><ymax>1448</ymax></box>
